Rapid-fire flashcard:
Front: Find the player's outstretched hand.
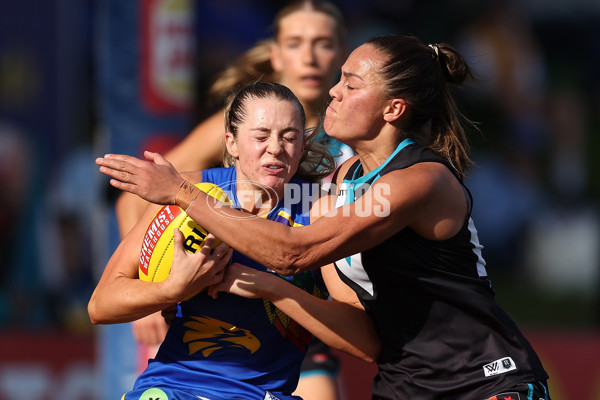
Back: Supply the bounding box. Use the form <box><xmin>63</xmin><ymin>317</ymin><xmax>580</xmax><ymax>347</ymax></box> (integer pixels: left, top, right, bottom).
<box><xmin>96</xmin><ymin>151</ymin><xmax>184</xmax><ymax>205</ymax></box>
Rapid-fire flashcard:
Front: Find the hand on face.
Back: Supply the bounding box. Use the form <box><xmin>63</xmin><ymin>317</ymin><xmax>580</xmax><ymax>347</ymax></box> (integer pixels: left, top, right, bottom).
<box><xmin>96</xmin><ymin>151</ymin><xmax>184</xmax><ymax>205</ymax></box>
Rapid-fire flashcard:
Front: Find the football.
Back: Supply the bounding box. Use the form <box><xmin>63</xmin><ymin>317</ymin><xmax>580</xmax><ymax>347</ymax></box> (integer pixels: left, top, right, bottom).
<box><xmin>139</xmin><ymin>182</ymin><xmax>230</xmax><ymax>283</ymax></box>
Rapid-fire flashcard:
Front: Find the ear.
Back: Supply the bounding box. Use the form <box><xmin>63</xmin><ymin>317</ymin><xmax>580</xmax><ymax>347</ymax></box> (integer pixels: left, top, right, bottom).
<box><xmin>224</xmin><ymin>132</ymin><xmax>239</xmax><ymax>159</ymax></box>
<box><xmin>270</xmin><ymin>42</ymin><xmax>283</xmax><ymax>73</ymax></box>
<box><xmin>383</xmin><ymin>99</ymin><xmax>407</xmax><ymax>123</ymax></box>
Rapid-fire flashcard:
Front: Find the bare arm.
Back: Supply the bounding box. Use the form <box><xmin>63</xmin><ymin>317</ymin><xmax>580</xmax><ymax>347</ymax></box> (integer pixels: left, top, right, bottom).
<box><xmin>88</xmin><ymin>200</ymin><xmax>232</xmax><ymax>324</ymax></box>
<box><xmin>97</xmin><ymin>151</ymin><xmax>468</xmax><ymax>275</ymax></box>
<box><xmin>207</xmin><ymin>191</ymin><xmax>380</xmax><ymax>361</ymax></box>
<box><xmin>209</xmin><ymin>262</ymin><xmax>379</xmax><ymax>362</ymax></box>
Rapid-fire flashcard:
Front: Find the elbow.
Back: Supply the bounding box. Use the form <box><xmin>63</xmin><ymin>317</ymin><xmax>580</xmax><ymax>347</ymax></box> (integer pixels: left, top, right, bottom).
<box><xmin>268</xmin><ymin>241</ymin><xmax>316</xmax><ymax>276</ymax></box>
<box><xmin>334</xmin><ymin>343</ymin><xmax>380</xmax><ymax>364</ymax></box>
<box><xmin>88</xmin><ymin>296</ymin><xmax>107</xmax><ymax>325</ymax></box>
<box><xmin>347</xmin><ymin>340</ymin><xmax>381</xmax><ymax>364</ymax></box>
<box><xmin>361</xmin><ymin>343</ymin><xmax>381</xmax><ymax>364</ymax></box>
<box><xmin>269</xmin><ymin>252</ymin><xmax>309</xmax><ymax>276</ymax></box>
<box><xmin>87</xmin><ymin>302</ymin><xmax>99</xmax><ymax>325</ymax></box>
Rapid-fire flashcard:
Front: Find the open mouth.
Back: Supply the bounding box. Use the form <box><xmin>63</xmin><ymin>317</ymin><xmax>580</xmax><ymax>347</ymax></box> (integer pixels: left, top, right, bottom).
<box><xmin>264</xmin><ymin>163</ymin><xmax>285</xmax><ymax>173</ymax></box>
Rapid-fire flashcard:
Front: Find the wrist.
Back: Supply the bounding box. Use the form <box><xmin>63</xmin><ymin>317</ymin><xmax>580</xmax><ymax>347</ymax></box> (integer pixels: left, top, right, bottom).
<box><xmin>175</xmin><ymin>180</ymin><xmax>201</xmax><ymax>212</ymax></box>
<box><xmin>262</xmin><ymin>272</ymin><xmax>285</xmax><ymax>299</ymax></box>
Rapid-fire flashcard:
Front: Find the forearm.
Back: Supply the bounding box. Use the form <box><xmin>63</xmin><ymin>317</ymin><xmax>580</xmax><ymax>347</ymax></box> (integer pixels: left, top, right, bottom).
<box><xmin>261</xmin><ymin>273</ymin><xmax>380</xmax><ymax>362</ymax></box>
<box><xmin>88</xmin><ymin>276</ymin><xmax>176</xmax><ymax>325</ymax></box>
<box><xmin>182</xmin><ymin>192</ymin><xmax>307</xmax><ymax>273</ymax></box>
<box><xmin>96</xmin><ymin>153</ymin><xmax>364</xmax><ymax>273</ymax></box>
<box><xmin>88</xmin><ymin>234</ymin><xmax>178</xmax><ymax>325</ymax></box>
<box><xmin>181</xmin><ymin>187</ymin><xmax>335</xmax><ymax>275</ymax></box>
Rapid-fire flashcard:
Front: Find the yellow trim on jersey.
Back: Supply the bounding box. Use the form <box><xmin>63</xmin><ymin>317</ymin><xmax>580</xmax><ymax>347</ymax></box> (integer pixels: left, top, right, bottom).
<box><xmin>261</xmin><ymin>209</ymin><xmax>305</xmax><ymax>227</ymax></box>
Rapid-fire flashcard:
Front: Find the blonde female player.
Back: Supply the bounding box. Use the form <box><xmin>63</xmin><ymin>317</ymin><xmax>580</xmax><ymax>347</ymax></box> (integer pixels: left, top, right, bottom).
<box><xmin>119</xmin><ymin>2</ymin><xmax>350</xmax><ymax>398</ymax></box>
<box><xmin>90</xmin><ymin>81</ymin><xmax>380</xmax><ymax>400</ymax></box>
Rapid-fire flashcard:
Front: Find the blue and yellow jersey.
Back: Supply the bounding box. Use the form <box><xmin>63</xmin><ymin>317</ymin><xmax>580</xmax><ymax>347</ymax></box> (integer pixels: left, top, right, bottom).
<box><xmin>126</xmin><ymin>167</ymin><xmax>326</xmax><ymax>400</ymax></box>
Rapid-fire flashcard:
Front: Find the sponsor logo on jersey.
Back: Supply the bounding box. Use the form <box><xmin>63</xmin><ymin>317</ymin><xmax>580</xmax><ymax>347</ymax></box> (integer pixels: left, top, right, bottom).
<box><xmin>483</xmin><ymin>356</ymin><xmax>517</xmax><ymax>377</ymax></box>
<box><xmin>183</xmin><ymin>315</ymin><xmax>260</xmax><ymax>357</ymax></box>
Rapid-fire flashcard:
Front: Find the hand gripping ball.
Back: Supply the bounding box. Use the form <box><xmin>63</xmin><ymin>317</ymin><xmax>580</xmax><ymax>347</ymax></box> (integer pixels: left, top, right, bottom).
<box><xmin>139</xmin><ymin>182</ymin><xmax>230</xmax><ymax>283</ymax></box>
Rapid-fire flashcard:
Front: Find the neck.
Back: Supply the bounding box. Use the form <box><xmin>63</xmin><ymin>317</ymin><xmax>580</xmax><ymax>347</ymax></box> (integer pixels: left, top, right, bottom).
<box><xmin>354</xmin><ymin>128</ymin><xmax>409</xmax><ymax>174</ymax></box>
<box><xmin>235</xmin><ymin>180</ymin><xmax>280</xmax><ymax>215</ymax></box>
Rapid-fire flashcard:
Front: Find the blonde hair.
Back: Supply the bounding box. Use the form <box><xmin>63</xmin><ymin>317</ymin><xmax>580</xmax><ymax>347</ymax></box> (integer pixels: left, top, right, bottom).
<box><xmin>222</xmin><ymin>81</ymin><xmax>335</xmax><ymax>183</ymax></box>
<box><xmin>207</xmin><ymin>0</ymin><xmax>346</xmax><ymax>106</ymax></box>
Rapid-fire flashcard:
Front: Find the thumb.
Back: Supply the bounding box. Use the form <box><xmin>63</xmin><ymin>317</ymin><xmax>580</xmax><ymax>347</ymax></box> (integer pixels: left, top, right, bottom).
<box><xmin>144</xmin><ymin>150</ymin><xmax>170</xmax><ymax>166</ymax></box>
<box><xmin>172</xmin><ymin>228</ymin><xmax>186</xmax><ymax>256</ymax></box>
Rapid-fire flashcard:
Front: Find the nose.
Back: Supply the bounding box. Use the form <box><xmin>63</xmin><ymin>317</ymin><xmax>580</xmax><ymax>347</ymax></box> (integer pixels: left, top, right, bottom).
<box><xmin>329</xmin><ymin>80</ymin><xmax>341</xmax><ymax>101</ymax></box>
<box><xmin>301</xmin><ymin>43</ymin><xmax>316</xmax><ymax>65</ymax></box>
<box><xmin>267</xmin><ymin>136</ymin><xmax>284</xmax><ymax>155</ymax></box>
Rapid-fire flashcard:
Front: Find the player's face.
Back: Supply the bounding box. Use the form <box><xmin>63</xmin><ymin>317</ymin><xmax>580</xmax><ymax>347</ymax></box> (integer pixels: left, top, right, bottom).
<box><xmin>226</xmin><ymin>97</ymin><xmax>305</xmax><ymax>196</ymax></box>
<box><xmin>324</xmin><ymin>44</ymin><xmax>389</xmax><ymax>145</ymax></box>
<box><xmin>271</xmin><ymin>10</ymin><xmax>344</xmax><ymax>106</ymax></box>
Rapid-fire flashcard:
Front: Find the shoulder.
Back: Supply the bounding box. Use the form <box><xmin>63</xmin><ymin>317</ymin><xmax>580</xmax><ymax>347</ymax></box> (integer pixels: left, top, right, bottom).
<box><xmin>380</xmin><ymin>162</ymin><xmax>456</xmax><ymax>199</ymax></box>
<box><xmin>200</xmin><ymin>166</ymin><xmax>235</xmax><ymax>185</ymax></box>
<box><xmin>377</xmin><ymin>163</ymin><xmax>468</xmax><ymax>239</ymax></box>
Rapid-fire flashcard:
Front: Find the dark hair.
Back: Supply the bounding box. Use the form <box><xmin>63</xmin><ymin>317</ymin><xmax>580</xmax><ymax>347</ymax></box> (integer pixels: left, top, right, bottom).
<box><xmin>366</xmin><ymin>34</ymin><xmax>477</xmax><ymax>179</ymax></box>
<box><xmin>223</xmin><ymin>81</ymin><xmax>335</xmax><ymax>182</ymax></box>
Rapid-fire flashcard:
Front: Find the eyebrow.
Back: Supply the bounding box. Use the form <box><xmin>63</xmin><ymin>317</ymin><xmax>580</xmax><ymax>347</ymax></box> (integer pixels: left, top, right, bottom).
<box><xmin>250</xmin><ymin>126</ymin><xmax>300</xmax><ymax>134</ymax></box>
<box><xmin>342</xmin><ymin>70</ymin><xmax>363</xmax><ymax>81</ymax></box>
<box><xmin>281</xmin><ymin>35</ymin><xmax>335</xmax><ymax>43</ymax></box>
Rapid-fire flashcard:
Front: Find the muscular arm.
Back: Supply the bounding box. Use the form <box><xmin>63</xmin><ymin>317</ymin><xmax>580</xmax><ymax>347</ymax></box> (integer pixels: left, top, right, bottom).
<box><xmin>182</xmin><ymin>162</ymin><xmax>466</xmax><ymax>273</ymax></box>
<box><xmin>98</xmin><ymin>152</ymin><xmax>468</xmax><ymax>276</ymax></box>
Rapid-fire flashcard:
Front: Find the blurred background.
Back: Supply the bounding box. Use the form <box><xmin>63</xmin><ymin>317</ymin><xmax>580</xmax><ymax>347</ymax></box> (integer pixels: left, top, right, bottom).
<box><xmin>0</xmin><ymin>0</ymin><xmax>599</xmax><ymax>399</ymax></box>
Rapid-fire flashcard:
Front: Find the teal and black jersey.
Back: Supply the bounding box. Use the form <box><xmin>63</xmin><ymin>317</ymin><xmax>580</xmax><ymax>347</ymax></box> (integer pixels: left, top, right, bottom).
<box><xmin>126</xmin><ymin>167</ymin><xmax>326</xmax><ymax>400</ymax></box>
<box><xmin>333</xmin><ymin>140</ymin><xmax>548</xmax><ymax>400</ymax></box>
